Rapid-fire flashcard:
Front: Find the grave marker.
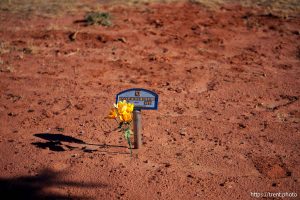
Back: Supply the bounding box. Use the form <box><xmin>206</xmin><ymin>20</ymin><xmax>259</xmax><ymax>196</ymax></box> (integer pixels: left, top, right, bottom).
<box><xmin>116</xmin><ymin>88</ymin><xmax>158</xmax><ymax>149</ymax></box>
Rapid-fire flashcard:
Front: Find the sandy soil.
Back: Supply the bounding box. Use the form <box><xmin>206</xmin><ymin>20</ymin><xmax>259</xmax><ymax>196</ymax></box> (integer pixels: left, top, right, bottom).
<box><xmin>0</xmin><ymin>0</ymin><xmax>300</xmax><ymax>199</ymax></box>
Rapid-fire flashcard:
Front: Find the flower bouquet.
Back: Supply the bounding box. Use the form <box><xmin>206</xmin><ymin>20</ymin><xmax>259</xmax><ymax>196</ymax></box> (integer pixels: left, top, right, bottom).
<box><xmin>108</xmin><ymin>100</ymin><xmax>134</xmax><ymax>155</ymax></box>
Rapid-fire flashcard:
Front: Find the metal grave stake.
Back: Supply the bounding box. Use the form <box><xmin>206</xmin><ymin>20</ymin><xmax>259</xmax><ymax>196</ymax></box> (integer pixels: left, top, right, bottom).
<box><xmin>116</xmin><ymin>88</ymin><xmax>159</xmax><ymax>149</ymax></box>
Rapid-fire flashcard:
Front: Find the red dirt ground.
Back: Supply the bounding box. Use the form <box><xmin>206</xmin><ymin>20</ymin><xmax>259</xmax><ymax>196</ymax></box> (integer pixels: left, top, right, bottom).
<box><xmin>0</xmin><ymin>1</ymin><xmax>299</xmax><ymax>199</ymax></box>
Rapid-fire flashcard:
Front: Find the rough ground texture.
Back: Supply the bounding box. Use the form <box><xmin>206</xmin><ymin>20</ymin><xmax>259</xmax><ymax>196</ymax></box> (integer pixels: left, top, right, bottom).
<box><xmin>0</xmin><ymin>0</ymin><xmax>299</xmax><ymax>199</ymax></box>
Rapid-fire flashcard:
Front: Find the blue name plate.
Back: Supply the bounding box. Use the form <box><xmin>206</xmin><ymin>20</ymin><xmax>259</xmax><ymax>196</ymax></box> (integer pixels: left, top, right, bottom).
<box><xmin>116</xmin><ymin>88</ymin><xmax>158</xmax><ymax>110</ymax></box>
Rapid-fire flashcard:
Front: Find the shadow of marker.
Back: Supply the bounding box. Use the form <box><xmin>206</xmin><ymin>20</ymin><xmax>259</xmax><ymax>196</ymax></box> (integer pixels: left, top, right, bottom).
<box><xmin>34</xmin><ymin>133</ymin><xmax>85</xmax><ymax>144</ymax></box>
<box><xmin>32</xmin><ymin>133</ymin><xmax>86</xmax><ymax>152</ymax></box>
<box><xmin>32</xmin><ymin>141</ymin><xmax>66</xmax><ymax>152</ymax></box>
<box><xmin>32</xmin><ymin>133</ymin><xmax>128</xmax><ymax>154</ymax></box>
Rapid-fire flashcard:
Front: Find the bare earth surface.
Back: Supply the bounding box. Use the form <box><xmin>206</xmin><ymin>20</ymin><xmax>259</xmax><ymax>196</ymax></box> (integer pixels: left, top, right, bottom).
<box><xmin>0</xmin><ymin>1</ymin><xmax>300</xmax><ymax>199</ymax></box>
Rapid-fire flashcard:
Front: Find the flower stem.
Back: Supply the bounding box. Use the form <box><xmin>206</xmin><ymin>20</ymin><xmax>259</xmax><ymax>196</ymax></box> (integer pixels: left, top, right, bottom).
<box><xmin>127</xmin><ymin>138</ymin><xmax>132</xmax><ymax>157</ymax></box>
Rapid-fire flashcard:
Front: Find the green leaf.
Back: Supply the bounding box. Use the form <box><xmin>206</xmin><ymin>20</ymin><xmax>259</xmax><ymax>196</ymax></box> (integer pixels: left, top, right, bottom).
<box><xmin>124</xmin><ymin>129</ymin><xmax>131</xmax><ymax>140</ymax></box>
<box><xmin>124</xmin><ymin>128</ymin><xmax>132</xmax><ymax>157</ymax></box>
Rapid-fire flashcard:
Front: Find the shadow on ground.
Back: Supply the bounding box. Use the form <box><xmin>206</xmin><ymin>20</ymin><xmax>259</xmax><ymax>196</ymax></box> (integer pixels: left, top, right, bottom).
<box><xmin>0</xmin><ymin>169</ymin><xmax>106</xmax><ymax>199</ymax></box>
<box><xmin>32</xmin><ymin>133</ymin><xmax>128</xmax><ymax>154</ymax></box>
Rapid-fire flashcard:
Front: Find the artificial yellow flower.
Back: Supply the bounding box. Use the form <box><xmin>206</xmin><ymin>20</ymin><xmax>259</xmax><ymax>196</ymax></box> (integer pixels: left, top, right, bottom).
<box><xmin>117</xmin><ymin>100</ymin><xmax>128</xmax><ymax>114</ymax></box>
<box><xmin>119</xmin><ymin>112</ymin><xmax>132</xmax><ymax>122</ymax></box>
<box><xmin>107</xmin><ymin>100</ymin><xmax>135</xmax><ymax>156</ymax></box>
<box><xmin>126</xmin><ymin>103</ymin><xmax>134</xmax><ymax>113</ymax></box>
<box><xmin>109</xmin><ymin>100</ymin><xmax>134</xmax><ymax>122</ymax></box>
<box><xmin>108</xmin><ymin>108</ymin><xmax>118</xmax><ymax>119</ymax></box>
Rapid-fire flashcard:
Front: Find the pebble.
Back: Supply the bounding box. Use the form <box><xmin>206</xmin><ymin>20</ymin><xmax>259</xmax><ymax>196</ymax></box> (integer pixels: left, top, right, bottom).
<box><xmin>75</xmin><ymin>104</ymin><xmax>85</xmax><ymax>110</ymax></box>
<box><xmin>8</xmin><ymin>112</ymin><xmax>17</xmax><ymax>117</ymax></box>
<box><xmin>238</xmin><ymin>123</ymin><xmax>246</xmax><ymax>128</ymax></box>
<box><xmin>42</xmin><ymin>109</ymin><xmax>52</xmax><ymax>118</ymax></box>
<box><xmin>164</xmin><ymin>163</ymin><xmax>171</xmax><ymax>168</ymax></box>
<box><xmin>117</xmin><ymin>37</ymin><xmax>127</xmax><ymax>43</ymax></box>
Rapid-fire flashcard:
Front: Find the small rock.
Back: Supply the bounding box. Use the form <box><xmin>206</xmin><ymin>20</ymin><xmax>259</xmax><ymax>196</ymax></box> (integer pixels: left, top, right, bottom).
<box><xmin>97</xmin><ymin>35</ymin><xmax>108</xmax><ymax>43</ymax></box>
<box><xmin>175</xmin><ymin>88</ymin><xmax>182</xmax><ymax>93</ymax></box>
<box><xmin>238</xmin><ymin>123</ymin><xmax>246</xmax><ymax>129</ymax></box>
<box><xmin>117</xmin><ymin>37</ymin><xmax>127</xmax><ymax>43</ymax></box>
<box><xmin>53</xmin><ymin>111</ymin><xmax>60</xmax><ymax>115</ymax></box>
<box><xmin>8</xmin><ymin>112</ymin><xmax>17</xmax><ymax>117</ymax></box>
<box><xmin>79</xmin><ymin>130</ymin><xmax>85</xmax><ymax>135</ymax></box>
<box><xmin>75</xmin><ymin>104</ymin><xmax>85</xmax><ymax>110</ymax></box>
<box><xmin>69</xmin><ymin>31</ymin><xmax>78</xmax><ymax>41</ymax></box>
<box><xmin>207</xmin><ymin>82</ymin><xmax>216</xmax><ymax>91</ymax></box>
<box><xmin>55</xmin><ymin>127</ymin><xmax>64</xmax><ymax>132</ymax></box>
<box><xmin>187</xmin><ymin>174</ymin><xmax>194</xmax><ymax>178</ymax></box>
<box><xmin>164</xmin><ymin>163</ymin><xmax>171</xmax><ymax>168</ymax></box>
<box><xmin>23</xmin><ymin>47</ymin><xmax>33</xmax><ymax>54</ymax></box>
<box><xmin>175</xmin><ymin>107</ymin><xmax>185</xmax><ymax>114</ymax></box>
<box><xmin>148</xmin><ymin>53</ymin><xmax>157</xmax><ymax>61</ymax></box>
<box><xmin>151</xmin><ymin>19</ymin><xmax>163</xmax><ymax>28</ymax></box>
<box><xmin>291</xmin><ymin>30</ymin><xmax>300</xmax><ymax>35</ymax></box>
<box><xmin>191</xmin><ymin>25</ymin><xmax>198</xmax><ymax>30</ymax></box>
<box><xmin>42</xmin><ymin>109</ymin><xmax>52</xmax><ymax>118</ymax></box>
<box><xmin>176</xmin><ymin>152</ymin><xmax>182</xmax><ymax>157</ymax></box>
